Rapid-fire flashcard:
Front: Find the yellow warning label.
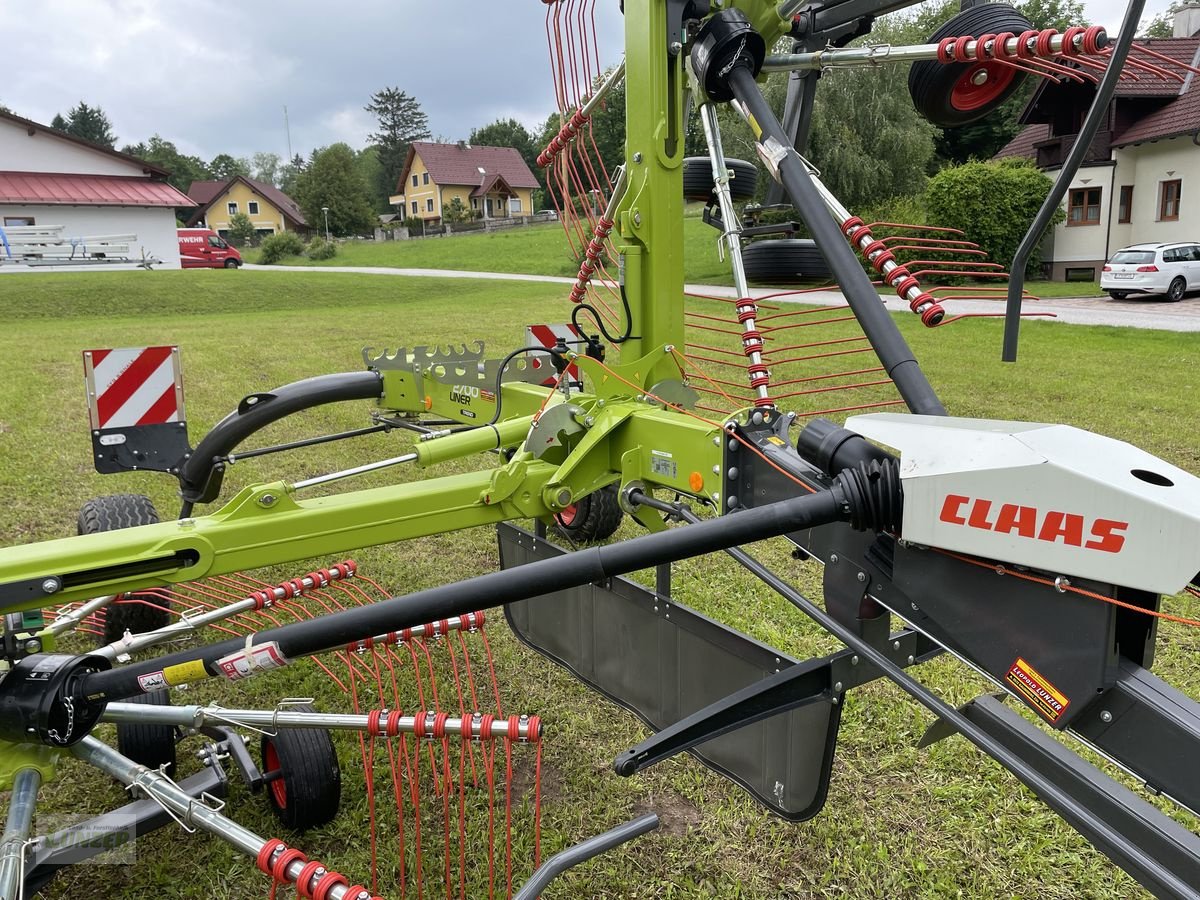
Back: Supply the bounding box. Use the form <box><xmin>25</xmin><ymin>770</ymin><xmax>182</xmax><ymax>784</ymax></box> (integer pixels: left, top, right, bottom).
<box><xmin>163</xmin><ymin>659</ymin><xmax>210</xmax><ymax>686</ymax></box>
<box><xmin>766</xmin><ymin>436</ymin><xmax>786</xmax><ymax>446</ymax></box>
<box><xmin>1006</xmin><ymin>657</ymin><xmax>1070</xmax><ymax>723</ymax></box>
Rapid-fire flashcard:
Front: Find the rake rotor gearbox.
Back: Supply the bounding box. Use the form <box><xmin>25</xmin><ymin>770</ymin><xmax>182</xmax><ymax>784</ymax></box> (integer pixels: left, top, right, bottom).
<box><xmin>0</xmin><ymin>653</ymin><xmax>110</xmax><ymax>747</ymax></box>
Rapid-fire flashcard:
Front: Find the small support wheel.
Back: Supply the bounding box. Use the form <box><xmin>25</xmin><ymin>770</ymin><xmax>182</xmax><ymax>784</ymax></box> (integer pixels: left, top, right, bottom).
<box><xmin>77</xmin><ymin>494</ymin><xmax>172</xmax><ymax>643</ymax></box>
<box><xmin>553</xmin><ymin>484</ymin><xmax>623</xmax><ymax>543</ymax></box>
<box><xmin>682</xmin><ymin>157</ymin><xmax>758</xmax><ymax>203</ymax></box>
<box><xmin>908</xmin><ymin>4</ymin><xmax>1034</xmax><ymax>127</ymax></box>
<box><xmin>742</xmin><ymin>238</ymin><xmax>831</xmax><ymax>285</ymax></box>
<box><xmin>259</xmin><ymin>704</ymin><xmax>341</xmax><ymax>831</ymax></box>
<box><xmin>1167</xmin><ymin>277</ymin><xmax>1186</xmax><ymax>302</ymax></box>
<box><xmin>116</xmin><ymin>689</ymin><xmax>178</xmax><ymax>776</ymax></box>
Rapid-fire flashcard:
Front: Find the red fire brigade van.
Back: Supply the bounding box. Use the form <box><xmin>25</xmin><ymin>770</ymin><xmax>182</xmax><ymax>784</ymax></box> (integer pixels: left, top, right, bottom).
<box><xmin>178</xmin><ymin>229</ymin><xmax>243</xmax><ymax>269</ymax></box>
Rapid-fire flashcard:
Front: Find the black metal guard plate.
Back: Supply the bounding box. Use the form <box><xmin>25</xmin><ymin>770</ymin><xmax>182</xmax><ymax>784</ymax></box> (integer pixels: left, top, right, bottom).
<box><xmin>500</xmin><ymin>523</ymin><xmax>841</xmax><ymax>821</ymax></box>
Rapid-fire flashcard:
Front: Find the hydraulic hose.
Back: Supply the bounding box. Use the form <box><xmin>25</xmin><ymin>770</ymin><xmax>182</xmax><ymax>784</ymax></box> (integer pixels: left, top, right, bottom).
<box><xmin>178</xmin><ymin>371</ymin><xmax>383</xmax><ymax>505</ymax></box>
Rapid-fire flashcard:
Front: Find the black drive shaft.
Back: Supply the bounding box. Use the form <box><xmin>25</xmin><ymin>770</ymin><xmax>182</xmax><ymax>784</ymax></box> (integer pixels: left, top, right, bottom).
<box><xmin>83</xmin><ymin>483</ymin><xmax>865</xmax><ymax>701</ymax></box>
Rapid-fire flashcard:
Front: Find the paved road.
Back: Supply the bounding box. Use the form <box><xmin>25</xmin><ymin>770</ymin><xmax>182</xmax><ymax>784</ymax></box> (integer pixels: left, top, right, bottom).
<box><xmin>243</xmin><ymin>264</ymin><xmax>1200</xmax><ymax>332</ymax></box>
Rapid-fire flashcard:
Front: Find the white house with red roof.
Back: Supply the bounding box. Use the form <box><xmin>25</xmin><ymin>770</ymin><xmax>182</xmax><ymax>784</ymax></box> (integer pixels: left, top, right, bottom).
<box><xmin>994</xmin><ymin>9</ymin><xmax>1200</xmax><ymax>280</ymax></box>
<box><xmin>0</xmin><ymin>110</ymin><xmax>194</xmax><ymax>269</ymax></box>
<box><xmin>390</xmin><ymin>141</ymin><xmax>540</xmax><ymax>224</ymax></box>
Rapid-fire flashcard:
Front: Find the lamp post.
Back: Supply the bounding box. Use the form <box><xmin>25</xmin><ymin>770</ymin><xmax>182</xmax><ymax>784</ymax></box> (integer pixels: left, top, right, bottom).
<box><xmin>321</xmin><ymin>207</ymin><xmax>330</xmax><ymax>242</ymax></box>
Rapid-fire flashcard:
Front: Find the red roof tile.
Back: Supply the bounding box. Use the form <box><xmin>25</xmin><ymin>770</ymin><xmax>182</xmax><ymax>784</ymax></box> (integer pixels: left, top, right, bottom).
<box><xmin>1114</xmin><ymin>85</ymin><xmax>1200</xmax><ymax>144</ymax></box>
<box><xmin>0</xmin><ymin>171</ymin><xmax>194</xmax><ymax>207</ymax></box>
<box><xmin>186</xmin><ymin>176</ymin><xmax>307</xmax><ymax>227</ymax></box>
<box><xmin>400</xmin><ymin>142</ymin><xmax>539</xmax><ymax>193</ymax></box>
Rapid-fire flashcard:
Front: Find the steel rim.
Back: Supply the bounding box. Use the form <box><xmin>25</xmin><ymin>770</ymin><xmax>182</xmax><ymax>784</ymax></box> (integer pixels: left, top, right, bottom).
<box><xmin>950</xmin><ymin>62</ymin><xmax>1014</xmax><ymax>111</ymax></box>
<box><xmin>264</xmin><ymin>741</ymin><xmax>287</xmax><ymax>808</ymax></box>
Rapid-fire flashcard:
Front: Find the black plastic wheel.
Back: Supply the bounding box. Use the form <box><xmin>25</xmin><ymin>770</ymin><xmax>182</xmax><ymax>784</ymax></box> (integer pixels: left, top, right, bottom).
<box><xmin>553</xmin><ymin>483</ymin><xmax>623</xmax><ymax>543</ymax></box>
<box><xmin>1167</xmin><ymin>277</ymin><xmax>1186</xmax><ymax>302</ymax></box>
<box><xmin>260</xmin><ymin>704</ymin><xmax>341</xmax><ymax>831</ymax></box>
<box><xmin>682</xmin><ymin>157</ymin><xmax>758</xmax><ymax>203</ymax></box>
<box><xmin>77</xmin><ymin>494</ymin><xmax>172</xmax><ymax>643</ymax></box>
<box><xmin>116</xmin><ymin>689</ymin><xmax>178</xmax><ymax>776</ymax></box>
<box><xmin>742</xmin><ymin>238</ymin><xmax>831</xmax><ymax>284</ymax></box>
<box><xmin>908</xmin><ymin>4</ymin><xmax>1034</xmax><ymax>127</ymax></box>
<box><xmin>1108</xmin><ymin>291</ymin><xmax>1128</xmax><ymax>300</ymax></box>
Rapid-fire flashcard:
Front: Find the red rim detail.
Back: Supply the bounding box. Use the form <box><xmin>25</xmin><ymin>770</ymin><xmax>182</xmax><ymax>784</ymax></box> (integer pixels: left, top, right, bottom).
<box><xmin>555</xmin><ymin>504</ymin><xmax>579</xmax><ymax>527</ymax></box>
<box><xmin>950</xmin><ymin>63</ymin><xmax>1014</xmax><ymax>111</ymax></box>
<box><xmin>264</xmin><ymin>741</ymin><xmax>287</xmax><ymax>808</ymax></box>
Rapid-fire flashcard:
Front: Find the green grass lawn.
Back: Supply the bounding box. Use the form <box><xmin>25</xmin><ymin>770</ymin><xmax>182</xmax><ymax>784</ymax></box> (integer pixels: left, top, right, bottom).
<box><xmin>0</xmin><ymin>269</ymin><xmax>1196</xmax><ymax>899</ymax></box>
<box><xmin>244</xmin><ymin>218</ymin><xmax>1105</xmax><ymax>298</ymax></box>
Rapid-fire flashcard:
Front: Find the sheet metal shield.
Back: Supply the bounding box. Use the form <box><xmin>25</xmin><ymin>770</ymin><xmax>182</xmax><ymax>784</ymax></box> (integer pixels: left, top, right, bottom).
<box><xmin>500</xmin><ymin>523</ymin><xmax>841</xmax><ymax>821</ymax></box>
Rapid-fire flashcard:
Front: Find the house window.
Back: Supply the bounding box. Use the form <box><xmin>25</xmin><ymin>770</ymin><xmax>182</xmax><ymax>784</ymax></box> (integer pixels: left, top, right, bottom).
<box><xmin>423</xmin><ymin>172</ymin><xmax>430</xmax><ymax>185</ymax></box>
<box><xmin>227</xmin><ymin>202</ymin><xmax>238</xmax><ymax>215</ymax></box>
<box><xmin>1067</xmin><ymin>187</ymin><xmax>1101</xmax><ymax>226</ymax></box>
<box><xmin>411</xmin><ymin>200</ymin><xmax>418</xmax><ymax>214</ymax></box>
<box><xmin>412</xmin><ymin>174</ymin><xmax>419</xmax><ymax>188</ymax></box>
<box><xmin>3</xmin><ymin>217</ymin><xmax>33</xmax><ymax>227</ymax></box>
<box><xmin>1159</xmin><ymin>179</ymin><xmax>1181</xmax><ymax>221</ymax></box>
<box><xmin>1065</xmin><ymin>267</ymin><xmax>1096</xmax><ymax>282</ymax></box>
<box><xmin>426</xmin><ymin>198</ymin><xmax>434</xmax><ymax>212</ymax></box>
<box><xmin>509</xmin><ymin>197</ymin><xmax>523</xmax><ymax>213</ymax></box>
<box><xmin>1118</xmin><ymin>185</ymin><xmax>1133</xmax><ymax>224</ymax></box>
<box><xmin>248</xmin><ymin>201</ymin><xmax>260</xmax><ymax>216</ymax></box>
<box><xmin>471</xmin><ymin>198</ymin><xmax>477</xmax><ymax>210</ymax></box>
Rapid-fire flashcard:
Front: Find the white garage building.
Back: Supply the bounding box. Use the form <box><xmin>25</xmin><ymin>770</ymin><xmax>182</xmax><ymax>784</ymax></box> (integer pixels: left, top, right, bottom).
<box><xmin>0</xmin><ymin>110</ymin><xmax>193</xmax><ymax>269</ymax></box>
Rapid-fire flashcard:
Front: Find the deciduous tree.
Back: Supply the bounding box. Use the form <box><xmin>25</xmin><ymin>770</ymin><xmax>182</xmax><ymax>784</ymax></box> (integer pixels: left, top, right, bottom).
<box><xmin>293</xmin><ymin>143</ymin><xmax>374</xmax><ymax>237</ymax></box>
<box><xmin>209</xmin><ymin>153</ymin><xmax>251</xmax><ymax>180</ymax></box>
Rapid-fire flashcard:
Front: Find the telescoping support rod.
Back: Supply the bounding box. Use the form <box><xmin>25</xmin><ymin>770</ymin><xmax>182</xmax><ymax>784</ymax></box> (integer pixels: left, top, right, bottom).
<box><xmin>83</xmin><ymin>485</ymin><xmax>861</xmax><ymax>701</ymax></box>
<box><xmin>1003</xmin><ymin>0</ymin><xmax>1145</xmax><ymax>361</ymax></box>
<box><xmin>721</xmin><ymin>62</ymin><xmax>945</xmax><ymax>416</ymax></box>
<box><xmin>0</xmin><ymin>768</ymin><xmax>40</xmax><ymax>900</ymax></box>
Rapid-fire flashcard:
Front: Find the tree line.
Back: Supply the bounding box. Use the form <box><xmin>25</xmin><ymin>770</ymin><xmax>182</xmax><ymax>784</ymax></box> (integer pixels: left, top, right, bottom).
<box><xmin>30</xmin><ymin>0</ymin><xmax>1142</xmax><ymax>242</ymax></box>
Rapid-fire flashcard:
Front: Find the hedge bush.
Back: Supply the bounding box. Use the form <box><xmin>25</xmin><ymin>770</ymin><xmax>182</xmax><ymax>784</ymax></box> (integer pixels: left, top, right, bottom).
<box><xmin>925</xmin><ymin>158</ymin><xmax>1063</xmax><ymax>276</ymax></box>
<box><xmin>305</xmin><ymin>237</ymin><xmax>337</xmax><ymax>260</ymax></box>
<box><xmin>257</xmin><ymin>231</ymin><xmax>306</xmax><ymax>265</ymax></box>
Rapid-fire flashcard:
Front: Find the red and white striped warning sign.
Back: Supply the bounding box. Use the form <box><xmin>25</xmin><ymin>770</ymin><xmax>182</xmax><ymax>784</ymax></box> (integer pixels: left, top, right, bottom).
<box><xmin>83</xmin><ymin>346</ymin><xmax>185</xmax><ymax>430</ymax></box>
<box><xmin>525</xmin><ymin>324</ymin><xmax>583</xmax><ymax>385</ymax></box>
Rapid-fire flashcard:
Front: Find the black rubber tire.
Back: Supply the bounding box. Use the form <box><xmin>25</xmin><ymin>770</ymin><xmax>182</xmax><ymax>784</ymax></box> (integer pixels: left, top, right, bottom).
<box><xmin>682</xmin><ymin>157</ymin><xmax>758</xmax><ymax>203</ymax></box>
<box><xmin>77</xmin><ymin>494</ymin><xmax>172</xmax><ymax>643</ymax></box>
<box><xmin>260</xmin><ymin>704</ymin><xmax>341</xmax><ymax>831</ymax></box>
<box><xmin>1108</xmin><ymin>291</ymin><xmax>1128</xmax><ymax>300</ymax></box>
<box><xmin>908</xmin><ymin>4</ymin><xmax>1034</xmax><ymax>127</ymax></box>
<box><xmin>224</xmin><ymin>258</ymin><xmax>239</xmax><ymax>268</ymax></box>
<box><xmin>553</xmin><ymin>483</ymin><xmax>623</xmax><ymax>543</ymax></box>
<box><xmin>116</xmin><ymin>690</ymin><xmax>178</xmax><ymax>776</ymax></box>
<box><xmin>1167</xmin><ymin>277</ymin><xmax>1186</xmax><ymax>302</ymax></box>
<box><xmin>742</xmin><ymin>238</ymin><xmax>831</xmax><ymax>284</ymax></box>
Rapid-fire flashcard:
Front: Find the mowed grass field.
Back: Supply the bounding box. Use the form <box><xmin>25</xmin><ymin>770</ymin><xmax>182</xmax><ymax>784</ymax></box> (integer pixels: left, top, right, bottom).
<box><xmin>0</xmin><ymin>268</ymin><xmax>1197</xmax><ymax>899</ymax></box>
<box><xmin>244</xmin><ymin>217</ymin><xmax>1105</xmax><ymax>299</ymax></box>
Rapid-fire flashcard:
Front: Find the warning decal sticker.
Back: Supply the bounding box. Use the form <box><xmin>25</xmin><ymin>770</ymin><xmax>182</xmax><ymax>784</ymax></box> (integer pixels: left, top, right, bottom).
<box><xmin>1006</xmin><ymin>657</ymin><xmax>1070</xmax><ymax>723</ymax></box>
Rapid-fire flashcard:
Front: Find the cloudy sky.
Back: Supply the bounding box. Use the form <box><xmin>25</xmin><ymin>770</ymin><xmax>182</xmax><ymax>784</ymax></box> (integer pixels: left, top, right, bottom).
<box><xmin>0</xmin><ymin>0</ymin><xmax>1178</xmax><ymax>163</ymax></box>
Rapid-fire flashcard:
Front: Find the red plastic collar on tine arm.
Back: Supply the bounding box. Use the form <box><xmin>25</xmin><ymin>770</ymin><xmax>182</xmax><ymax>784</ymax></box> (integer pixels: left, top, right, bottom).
<box><xmin>1016</xmin><ymin>29</ymin><xmax>1039</xmax><ymax>58</ymax></box>
<box><xmin>953</xmin><ymin>34</ymin><xmax>973</xmax><ymax>61</ymax></box>
<box><xmin>525</xmin><ymin>715</ymin><xmax>543</xmax><ymax>743</ymax></box>
<box><xmin>256</xmin><ymin>839</ymin><xmax>287</xmax><ymax>876</ymax></box>
<box><xmin>479</xmin><ymin>713</ymin><xmax>496</xmax><ymax>740</ymax></box>
<box><xmin>840</xmin><ymin>216</ymin><xmax>864</xmax><ymax>238</ymax></box>
<box><xmin>508</xmin><ymin>715</ymin><xmax>521</xmax><ymax>742</ymax></box>
<box><xmin>976</xmin><ymin>33</ymin><xmax>997</xmax><ymax>58</ymax></box>
<box><xmin>295</xmin><ymin>860</ymin><xmax>324</xmax><ymax>897</ymax></box>
<box><xmin>432</xmin><ymin>711</ymin><xmax>450</xmax><ymax>739</ymax></box>
<box><xmin>1036</xmin><ymin>28</ymin><xmax>1058</xmax><ymax>57</ymax></box>
<box><xmin>1082</xmin><ymin>25</ymin><xmax>1105</xmax><ymax>55</ymax></box>
<box><xmin>272</xmin><ymin>848</ymin><xmax>307</xmax><ymax>885</ymax></box>
<box><xmin>312</xmin><ymin>871</ymin><xmax>348</xmax><ymax>900</ymax></box>
<box><xmin>1059</xmin><ymin>25</ymin><xmax>1086</xmax><ymax>56</ymax></box>
<box><xmin>938</xmin><ymin>37</ymin><xmax>957</xmax><ymax>63</ymax></box>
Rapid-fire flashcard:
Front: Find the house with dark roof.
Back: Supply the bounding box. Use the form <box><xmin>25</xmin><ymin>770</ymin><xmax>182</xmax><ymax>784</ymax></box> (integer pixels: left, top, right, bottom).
<box><xmin>0</xmin><ymin>110</ymin><xmax>195</xmax><ymax>269</ymax></box>
<box><xmin>184</xmin><ymin>175</ymin><xmax>308</xmax><ymax>238</ymax></box>
<box><xmin>390</xmin><ymin>141</ymin><xmax>540</xmax><ymax>224</ymax></box>
<box><xmin>994</xmin><ymin>9</ymin><xmax>1200</xmax><ymax>280</ymax></box>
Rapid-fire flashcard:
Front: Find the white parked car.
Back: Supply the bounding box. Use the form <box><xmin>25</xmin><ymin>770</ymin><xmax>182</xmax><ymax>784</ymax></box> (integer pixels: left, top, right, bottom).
<box><xmin>1100</xmin><ymin>242</ymin><xmax>1200</xmax><ymax>301</ymax></box>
